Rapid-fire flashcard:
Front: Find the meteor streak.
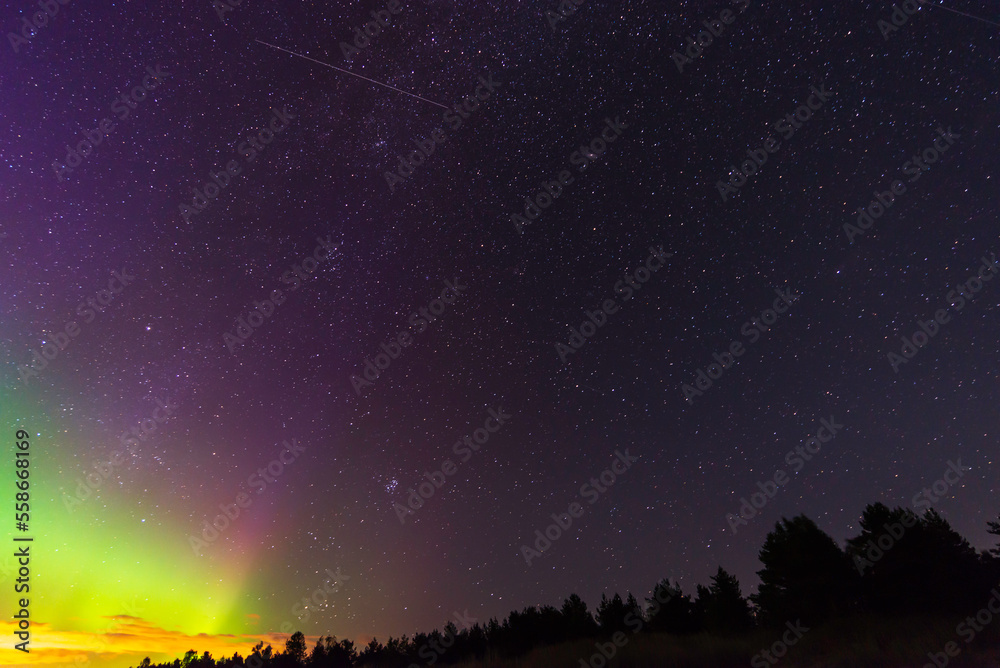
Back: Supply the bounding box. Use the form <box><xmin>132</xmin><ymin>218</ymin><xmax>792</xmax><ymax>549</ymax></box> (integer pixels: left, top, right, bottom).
<box><xmin>254</xmin><ymin>39</ymin><xmax>449</xmax><ymax>110</ymax></box>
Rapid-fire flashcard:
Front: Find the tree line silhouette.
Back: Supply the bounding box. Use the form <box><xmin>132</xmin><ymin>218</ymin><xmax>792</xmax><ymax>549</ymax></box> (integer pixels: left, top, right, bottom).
<box><xmin>134</xmin><ymin>504</ymin><xmax>1000</xmax><ymax>668</ymax></box>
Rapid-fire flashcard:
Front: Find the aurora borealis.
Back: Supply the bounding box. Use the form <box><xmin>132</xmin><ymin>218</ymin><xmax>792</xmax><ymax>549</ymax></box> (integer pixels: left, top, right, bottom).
<box><xmin>2</xmin><ymin>0</ymin><xmax>999</xmax><ymax>666</ymax></box>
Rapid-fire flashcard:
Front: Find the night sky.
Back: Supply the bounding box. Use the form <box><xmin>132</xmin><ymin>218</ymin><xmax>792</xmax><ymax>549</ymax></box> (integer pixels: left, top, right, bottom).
<box><xmin>1</xmin><ymin>0</ymin><xmax>998</xmax><ymax>665</ymax></box>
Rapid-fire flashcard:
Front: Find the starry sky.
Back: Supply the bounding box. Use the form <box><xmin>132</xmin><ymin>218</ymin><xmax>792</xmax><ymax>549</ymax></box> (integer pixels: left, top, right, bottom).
<box><xmin>1</xmin><ymin>0</ymin><xmax>998</xmax><ymax>666</ymax></box>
